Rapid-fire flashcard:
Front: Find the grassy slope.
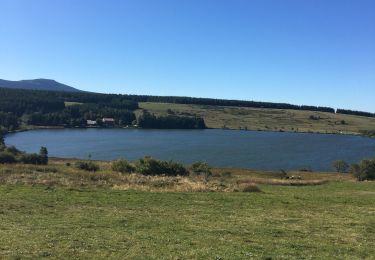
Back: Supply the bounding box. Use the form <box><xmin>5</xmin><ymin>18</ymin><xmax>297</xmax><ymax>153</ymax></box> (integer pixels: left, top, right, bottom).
<box><xmin>0</xmin><ymin>160</ymin><xmax>374</xmax><ymax>259</ymax></box>
<box><xmin>0</xmin><ymin>182</ymin><xmax>374</xmax><ymax>259</ymax></box>
<box><xmin>138</xmin><ymin>102</ymin><xmax>375</xmax><ymax>134</ymax></box>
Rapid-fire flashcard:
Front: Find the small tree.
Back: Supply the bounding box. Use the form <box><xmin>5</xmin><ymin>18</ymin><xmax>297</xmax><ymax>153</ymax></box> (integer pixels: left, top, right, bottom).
<box><xmin>39</xmin><ymin>147</ymin><xmax>48</xmax><ymax>165</ymax></box>
<box><xmin>332</xmin><ymin>160</ymin><xmax>349</xmax><ymax>173</ymax></box>
<box><xmin>191</xmin><ymin>161</ymin><xmax>212</xmax><ymax>181</ymax></box>
<box><xmin>351</xmin><ymin>158</ymin><xmax>375</xmax><ymax>181</ymax></box>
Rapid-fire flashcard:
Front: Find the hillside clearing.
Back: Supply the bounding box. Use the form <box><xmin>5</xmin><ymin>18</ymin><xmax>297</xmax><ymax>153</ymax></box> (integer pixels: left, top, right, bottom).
<box><xmin>138</xmin><ymin>102</ymin><xmax>375</xmax><ymax>135</ymax></box>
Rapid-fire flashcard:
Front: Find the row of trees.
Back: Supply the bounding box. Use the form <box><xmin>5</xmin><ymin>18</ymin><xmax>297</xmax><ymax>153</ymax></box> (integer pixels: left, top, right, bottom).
<box><xmin>0</xmin><ymin>88</ymin><xmax>139</xmax><ymax>130</ymax></box>
<box><xmin>0</xmin><ymin>136</ymin><xmax>48</xmax><ymax>165</ymax></box>
<box><xmin>137</xmin><ymin>111</ymin><xmax>206</xmax><ymax>129</ymax></box>
<box><xmin>0</xmin><ymin>88</ymin><xmax>139</xmax><ymax>111</ymax></box>
<box><xmin>336</xmin><ymin>109</ymin><xmax>375</xmax><ymax>118</ymax></box>
<box><xmin>122</xmin><ymin>94</ymin><xmax>336</xmax><ymax>113</ymax></box>
<box><xmin>27</xmin><ymin>104</ymin><xmax>135</xmax><ymax>127</ymax></box>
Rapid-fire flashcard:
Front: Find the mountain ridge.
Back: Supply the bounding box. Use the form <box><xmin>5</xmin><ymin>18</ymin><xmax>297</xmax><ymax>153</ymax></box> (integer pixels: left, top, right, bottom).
<box><xmin>0</xmin><ymin>79</ymin><xmax>81</xmax><ymax>92</ymax></box>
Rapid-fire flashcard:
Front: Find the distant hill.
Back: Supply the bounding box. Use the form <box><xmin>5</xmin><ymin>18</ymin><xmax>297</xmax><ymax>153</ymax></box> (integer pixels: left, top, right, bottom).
<box><xmin>0</xmin><ymin>79</ymin><xmax>81</xmax><ymax>92</ymax></box>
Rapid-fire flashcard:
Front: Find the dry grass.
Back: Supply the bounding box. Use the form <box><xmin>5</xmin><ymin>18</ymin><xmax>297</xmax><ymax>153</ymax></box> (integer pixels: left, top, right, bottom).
<box><xmin>0</xmin><ymin>158</ymin><xmax>355</xmax><ymax>192</ymax></box>
<box><xmin>238</xmin><ymin>182</ymin><xmax>262</xmax><ymax>192</ymax></box>
<box><xmin>113</xmin><ymin>175</ymin><xmax>237</xmax><ymax>192</ymax></box>
<box><xmin>138</xmin><ymin>102</ymin><xmax>375</xmax><ymax>135</ymax></box>
<box><xmin>238</xmin><ymin>178</ymin><xmax>329</xmax><ymax>186</ymax></box>
<box><xmin>0</xmin><ymin>160</ymin><xmax>238</xmax><ymax>192</ymax></box>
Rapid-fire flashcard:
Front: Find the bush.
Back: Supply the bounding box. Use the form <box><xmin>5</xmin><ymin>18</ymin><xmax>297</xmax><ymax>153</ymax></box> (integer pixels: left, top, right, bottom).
<box><xmin>351</xmin><ymin>158</ymin><xmax>375</xmax><ymax>181</ymax></box>
<box><xmin>39</xmin><ymin>147</ymin><xmax>48</xmax><ymax>165</ymax></box>
<box><xmin>332</xmin><ymin>160</ymin><xmax>349</xmax><ymax>173</ymax></box>
<box><xmin>75</xmin><ymin>161</ymin><xmax>99</xmax><ymax>172</ymax></box>
<box><xmin>135</xmin><ymin>156</ymin><xmax>188</xmax><ymax>176</ymax></box>
<box><xmin>0</xmin><ymin>152</ymin><xmax>16</xmax><ymax>164</ymax></box>
<box><xmin>20</xmin><ymin>153</ymin><xmax>44</xmax><ymax>165</ymax></box>
<box><xmin>191</xmin><ymin>161</ymin><xmax>211</xmax><ymax>177</ymax></box>
<box><xmin>111</xmin><ymin>159</ymin><xmax>135</xmax><ymax>173</ymax></box>
<box><xmin>5</xmin><ymin>145</ymin><xmax>22</xmax><ymax>155</ymax></box>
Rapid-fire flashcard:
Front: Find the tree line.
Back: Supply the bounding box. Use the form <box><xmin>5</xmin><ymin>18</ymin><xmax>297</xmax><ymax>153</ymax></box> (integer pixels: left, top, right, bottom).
<box><xmin>336</xmin><ymin>109</ymin><xmax>375</xmax><ymax>118</ymax></box>
<box><xmin>137</xmin><ymin>111</ymin><xmax>206</xmax><ymax>129</ymax></box>
<box><xmin>1</xmin><ymin>87</ymin><xmax>374</xmax><ymax>133</ymax></box>
<box><xmin>27</xmin><ymin>104</ymin><xmax>136</xmax><ymax>127</ymax></box>
<box><xmin>0</xmin><ymin>88</ymin><xmax>139</xmax><ymax>131</ymax></box>
<box><xmin>121</xmin><ymin>94</ymin><xmax>336</xmax><ymax>113</ymax></box>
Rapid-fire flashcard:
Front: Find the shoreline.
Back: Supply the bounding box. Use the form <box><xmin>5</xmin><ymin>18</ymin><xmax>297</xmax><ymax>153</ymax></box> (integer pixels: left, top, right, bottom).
<box><xmin>5</xmin><ymin>124</ymin><xmax>372</xmax><ymax>139</ymax></box>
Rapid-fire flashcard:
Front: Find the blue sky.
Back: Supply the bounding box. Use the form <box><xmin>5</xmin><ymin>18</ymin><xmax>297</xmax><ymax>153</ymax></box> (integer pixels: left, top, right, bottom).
<box><xmin>0</xmin><ymin>0</ymin><xmax>374</xmax><ymax>112</ymax></box>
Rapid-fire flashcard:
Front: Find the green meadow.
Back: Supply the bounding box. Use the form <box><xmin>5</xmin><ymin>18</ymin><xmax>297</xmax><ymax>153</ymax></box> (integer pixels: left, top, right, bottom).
<box><xmin>0</xmin><ymin>160</ymin><xmax>374</xmax><ymax>259</ymax></box>
<box><xmin>138</xmin><ymin>102</ymin><xmax>375</xmax><ymax>135</ymax></box>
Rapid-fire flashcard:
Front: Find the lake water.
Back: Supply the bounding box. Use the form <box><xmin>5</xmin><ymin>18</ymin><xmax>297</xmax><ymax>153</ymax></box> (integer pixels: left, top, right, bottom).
<box><xmin>5</xmin><ymin>128</ymin><xmax>375</xmax><ymax>171</ymax></box>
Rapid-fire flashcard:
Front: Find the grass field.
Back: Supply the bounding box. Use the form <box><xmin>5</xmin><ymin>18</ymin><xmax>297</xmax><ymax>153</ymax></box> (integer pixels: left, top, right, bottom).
<box><xmin>138</xmin><ymin>102</ymin><xmax>375</xmax><ymax>135</ymax></box>
<box><xmin>0</xmin><ymin>159</ymin><xmax>374</xmax><ymax>259</ymax></box>
<box><xmin>64</xmin><ymin>101</ymin><xmax>83</xmax><ymax>107</ymax></box>
<box><xmin>1</xmin><ymin>182</ymin><xmax>374</xmax><ymax>259</ymax></box>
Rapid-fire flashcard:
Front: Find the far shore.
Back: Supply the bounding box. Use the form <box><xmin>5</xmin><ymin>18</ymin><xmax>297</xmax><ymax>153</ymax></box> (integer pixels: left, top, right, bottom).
<box><xmin>5</xmin><ymin>124</ymin><xmax>372</xmax><ymax>138</ymax></box>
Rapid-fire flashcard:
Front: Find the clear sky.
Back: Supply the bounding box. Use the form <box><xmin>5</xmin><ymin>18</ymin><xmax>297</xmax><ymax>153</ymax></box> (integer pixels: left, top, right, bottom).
<box><xmin>0</xmin><ymin>0</ymin><xmax>374</xmax><ymax>112</ymax></box>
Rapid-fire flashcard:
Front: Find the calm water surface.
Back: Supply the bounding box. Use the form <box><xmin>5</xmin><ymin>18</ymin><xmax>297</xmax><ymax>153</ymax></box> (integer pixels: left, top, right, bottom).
<box><xmin>5</xmin><ymin>128</ymin><xmax>375</xmax><ymax>171</ymax></box>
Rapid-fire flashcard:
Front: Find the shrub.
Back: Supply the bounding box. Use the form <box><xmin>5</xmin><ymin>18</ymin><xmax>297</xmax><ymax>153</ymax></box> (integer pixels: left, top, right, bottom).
<box><xmin>191</xmin><ymin>161</ymin><xmax>212</xmax><ymax>181</ymax></box>
<box><xmin>162</xmin><ymin>161</ymin><xmax>188</xmax><ymax>176</ymax></box>
<box><xmin>20</xmin><ymin>153</ymin><xmax>44</xmax><ymax>165</ymax></box>
<box><xmin>5</xmin><ymin>145</ymin><xmax>22</xmax><ymax>155</ymax></box>
<box><xmin>135</xmin><ymin>156</ymin><xmax>188</xmax><ymax>176</ymax></box>
<box><xmin>351</xmin><ymin>158</ymin><xmax>375</xmax><ymax>181</ymax></box>
<box><xmin>39</xmin><ymin>147</ymin><xmax>48</xmax><ymax>165</ymax></box>
<box><xmin>332</xmin><ymin>160</ymin><xmax>349</xmax><ymax>173</ymax></box>
<box><xmin>75</xmin><ymin>161</ymin><xmax>99</xmax><ymax>172</ymax></box>
<box><xmin>111</xmin><ymin>159</ymin><xmax>135</xmax><ymax>173</ymax></box>
<box><xmin>191</xmin><ymin>161</ymin><xmax>211</xmax><ymax>176</ymax></box>
<box><xmin>0</xmin><ymin>152</ymin><xmax>16</xmax><ymax>164</ymax></box>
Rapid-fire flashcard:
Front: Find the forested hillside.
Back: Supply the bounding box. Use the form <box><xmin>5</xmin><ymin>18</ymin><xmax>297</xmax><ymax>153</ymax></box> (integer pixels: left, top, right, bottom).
<box><xmin>0</xmin><ymin>87</ymin><xmax>374</xmax><ymax>134</ymax></box>
<box><xmin>0</xmin><ymin>88</ymin><xmax>207</xmax><ymax>132</ymax></box>
<box><xmin>0</xmin><ymin>88</ymin><xmax>138</xmax><ymax>131</ymax></box>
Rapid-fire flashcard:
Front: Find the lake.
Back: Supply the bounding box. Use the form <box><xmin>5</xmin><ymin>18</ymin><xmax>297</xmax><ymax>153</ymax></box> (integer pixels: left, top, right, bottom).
<box><xmin>5</xmin><ymin>128</ymin><xmax>375</xmax><ymax>171</ymax></box>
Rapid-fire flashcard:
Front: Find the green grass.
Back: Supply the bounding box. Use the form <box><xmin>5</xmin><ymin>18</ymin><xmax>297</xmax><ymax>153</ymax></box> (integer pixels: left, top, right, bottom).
<box><xmin>0</xmin><ymin>181</ymin><xmax>374</xmax><ymax>259</ymax></box>
<box><xmin>138</xmin><ymin>102</ymin><xmax>375</xmax><ymax>135</ymax></box>
<box><xmin>64</xmin><ymin>101</ymin><xmax>83</xmax><ymax>106</ymax></box>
